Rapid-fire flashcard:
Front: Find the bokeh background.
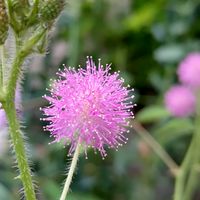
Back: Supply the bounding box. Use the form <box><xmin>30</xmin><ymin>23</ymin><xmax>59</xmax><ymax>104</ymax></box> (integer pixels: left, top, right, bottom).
<box><xmin>1</xmin><ymin>0</ymin><xmax>200</xmax><ymax>199</ymax></box>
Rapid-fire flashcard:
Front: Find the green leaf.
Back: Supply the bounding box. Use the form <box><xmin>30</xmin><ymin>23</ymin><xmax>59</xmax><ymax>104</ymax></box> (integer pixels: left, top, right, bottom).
<box><xmin>154</xmin><ymin>44</ymin><xmax>185</xmax><ymax>63</ymax></box>
<box><xmin>153</xmin><ymin>118</ymin><xmax>194</xmax><ymax>145</ymax></box>
<box><xmin>136</xmin><ymin>106</ymin><xmax>170</xmax><ymax>123</ymax></box>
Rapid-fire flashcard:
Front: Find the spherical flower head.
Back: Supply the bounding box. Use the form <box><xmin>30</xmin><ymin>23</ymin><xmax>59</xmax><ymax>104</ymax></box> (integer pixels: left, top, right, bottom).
<box><xmin>177</xmin><ymin>53</ymin><xmax>200</xmax><ymax>89</ymax></box>
<box><xmin>164</xmin><ymin>85</ymin><xmax>196</xmax><ymax>117</ymax></box>
<box><xmin>41</xmin><ymin>57</ymin><xmax>135</xmax><ymax>158</ymax></box>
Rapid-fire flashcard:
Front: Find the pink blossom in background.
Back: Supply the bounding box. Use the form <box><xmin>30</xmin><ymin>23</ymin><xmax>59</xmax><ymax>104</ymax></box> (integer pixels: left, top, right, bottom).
<box><xmin>164</xmin><ymin>85</ymin><xmax>196</xmax><ymax>117</ymax></box>
<box><xmin>41</xmin><ymin>57</ymin><xmax>135</xmax><ymax>158</ymax></box>
<box><xmin>0</xmin><ymin>88</ymin><xmax>22</xmax><ymax>128</ymax></box>
<box><xmin>177</xmin><ymin>53</ymin><xmax>200</xmax><ymax>89</ymax></box>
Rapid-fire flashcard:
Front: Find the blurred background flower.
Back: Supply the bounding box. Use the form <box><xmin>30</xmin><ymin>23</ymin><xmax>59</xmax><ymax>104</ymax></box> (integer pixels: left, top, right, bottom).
<box><xmin>164</xmin><ymin>85</ymin><xmax>196</xmax><ymax>117</ymax></box>
<box><xmin>177</xmin><ymin>53</ymin><xmax>200</xmax><ymax>89</ymax></box>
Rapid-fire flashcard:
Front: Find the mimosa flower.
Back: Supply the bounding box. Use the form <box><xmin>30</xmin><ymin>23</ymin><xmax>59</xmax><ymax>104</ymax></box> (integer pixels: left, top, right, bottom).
<box><xmin>41</xmin><ymin>57</ymin><xmax>135</xmax><ymax>157</ymax></box>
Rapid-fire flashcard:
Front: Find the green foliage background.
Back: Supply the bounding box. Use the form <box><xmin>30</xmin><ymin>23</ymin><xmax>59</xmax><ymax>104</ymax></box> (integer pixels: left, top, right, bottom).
<box><xmin>1</xmin><ymin>0</ymin><xmax>200</xmax><ymax>199</ymax></box>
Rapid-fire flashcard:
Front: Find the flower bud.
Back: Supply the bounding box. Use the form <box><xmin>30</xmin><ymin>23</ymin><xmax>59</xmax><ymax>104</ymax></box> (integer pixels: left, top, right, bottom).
<box><xmin>40</xmin><ymin>0</ymin><xmax>65</xmax><ymax>22</ymax></box>
<box><xmin>0</xmin><ymin>0</ymin><xmax>8</xmax><ymax>44</ymax></box>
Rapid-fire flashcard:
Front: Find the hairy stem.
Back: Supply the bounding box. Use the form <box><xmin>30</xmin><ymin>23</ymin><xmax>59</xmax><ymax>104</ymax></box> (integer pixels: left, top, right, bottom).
<box><xmin>0</xmin><ymin>45</ymin><xmax>5</xmax><ymax>88</ymax></box>
<box><xmin>0</xmin><ymin>28</ymin><xmax>46</xmax><ymax>199</ymax></box>
<box><xmin>6</xmin><ymin>52</ymin><xmax>25</xmax><ymax>99</ymax></box>
<box><xmin>60</xmin><ymin>142</ymin><xmax>80</xmax><ymax>200</ymax></box>
<box><xmin>6</xmin><ymin>28</ymin><xmax>46</xmax><ymax>99</ymax></box>
<box><xmin>132</xmin><ymin>120</ymin><xmax>179</xmax><ymax>176</ymax></box>
<box><xmin>3</xmin><ymin>101</ymin><xmax>36</xmax><ymax>200</ymax></box>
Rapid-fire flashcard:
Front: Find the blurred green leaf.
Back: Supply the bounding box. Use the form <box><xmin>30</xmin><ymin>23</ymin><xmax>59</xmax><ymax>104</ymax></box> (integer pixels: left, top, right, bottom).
<box><xmin>153</xmin><ymin>118</ymin><xmax>194</xmax><ymax>145</ymax></box>
<box><xmin>154</xmin><ymin>44</ymin><xmax>185</xmax><ymax>63</ymax></box>
<box><xmin>169</xmin><ymin>21</ymin><xmax>189</xmax><ymax>36</ymax></box>
<box><xmin>136</xmin><ymin>106</ymin><xmax>170</xmax><ymax>123</ymax></box>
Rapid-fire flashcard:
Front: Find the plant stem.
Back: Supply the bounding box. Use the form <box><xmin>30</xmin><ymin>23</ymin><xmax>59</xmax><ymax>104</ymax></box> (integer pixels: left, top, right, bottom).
<box><xmin>0</xmin><ymin>28</ymin><xmax>46</xmax><ymax>200</ymax></box>
<box><xmin>6</xmin><ymin>52</ymin><xmax>25</xmax><ymax>98</ymax></box>
<box><xmin>0</xmin><ymin>45</ymin><xmax>5</xmax><ymax>88</ymax></box>
<box><xmin>174</xmin><ymin>91</ymin><xmax>200</xmax><ymax>200</ymax></box>
<box><xmin>3</xmin><ymin>101</ymin><xmax>36</xmax><ymax>200</ymax></box>
<box><xmin>180</xmin><ymin>92</ymin><xmax>200</xmax><ymax>200</ymax></box>
<box><xmin>183</xmin><ymin>139</ymin><xmax>200</xmax><ymax>200</ymax></box>
<box><xmin>132</xmin><ymin>120</ymin><xmax>179</xmax><ymax>176</ymax></box>
<box><xmin>60</xmin><ymin>142</ymin><xmax>80</xmax><ymax>200</ymax></box>
<box><xmin>6</xmin><ymin>28</ymin><xmax>45</xmax><ymax>99</ymax></box>
<box><xmin>183</xmin><ymin>164</ymin><xmax>199</xmax><ymax>200</ymax></box>
<box><xmin>173</xmin><ymin>134</ymin><xmax>196</xmax><ymax>200</ymax></box>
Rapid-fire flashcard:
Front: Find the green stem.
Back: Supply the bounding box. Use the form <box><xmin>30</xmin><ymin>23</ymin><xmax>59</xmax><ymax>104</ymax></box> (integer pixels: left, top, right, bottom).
<box><xmin>182</xmin><ymin>93</ymin><xmax>200</xmax><ymax>200</ymax></box>
<box><xmin>60</xmin><ymin>142</ymin><xmax>80</xmax><ymax>200</ymax></box>
<box><xmin>6</xmin><ymin>52</ymin><xmax>25</xmax><ymax>98</ymax></box>
<box><xmin>6</xmin><ymin>28</ymin><xmax>46</xmax><ymax>99</ymax></box>
<box><xmin>3</xmin><ymin>102</ymin><xmax>36</xmax><ymax>200</ymax></box>
<box><xmin>0</xmin><ymin>45</ymin><xmax>4</xmax><ymax>88</ymax></box>
<box><xmin>183</xmin><ymin>165</ymin><xmax>199</xmax><ymax>200</ymax></box>
<box><xmin>174</xmin><ymin>91</ymin><xmax>200</xmax><ymax>200</ymax></box>
<box><xmin>173</xmin><ymin>135</ymin><xmax>196</xmax><ymax>200</ymax></box>
<box><xmin>183</xmin><ymin>151</ymin><xmax>200</xmax><ymax>200</ymax></box>
<box><xmin>0</xmin><ymin>28</ymin><xmax>46</xmax><ymax>200</ymax></box>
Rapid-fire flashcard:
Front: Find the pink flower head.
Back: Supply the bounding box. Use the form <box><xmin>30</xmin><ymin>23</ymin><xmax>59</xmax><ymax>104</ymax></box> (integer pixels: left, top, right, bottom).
<box><xmin>41</xmin><ymin>57</ymin><xmax>135</xmax><ymax>158</ymax></box>
<box><xmin>177</xmin><ymin>53</ymin><xmax>200</xmax><ymax>89</ymax></box>
<box><xmin>164</xmin><ymin>85</ymin><xmax>196</xmax><ymax>117</ymax></box>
